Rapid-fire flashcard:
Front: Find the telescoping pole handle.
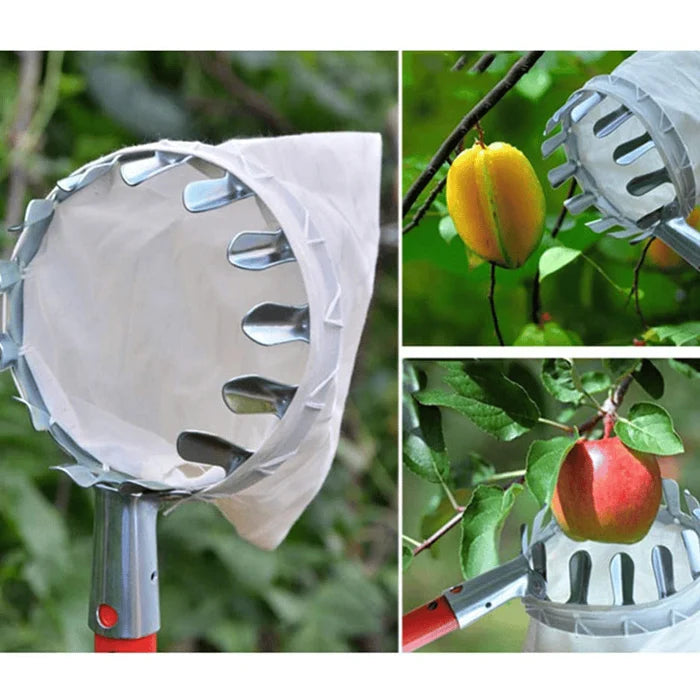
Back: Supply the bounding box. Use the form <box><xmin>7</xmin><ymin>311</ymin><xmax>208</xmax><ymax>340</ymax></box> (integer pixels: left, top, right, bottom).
<box><xmin>402</xmin><ymin>595</ymin><xmax>459</xmax><ymax>652</ymax></box>
<box><xmin>90</xmin><ymin>485</ymin><xmax>161</xmax><ymax>652</ymax></box>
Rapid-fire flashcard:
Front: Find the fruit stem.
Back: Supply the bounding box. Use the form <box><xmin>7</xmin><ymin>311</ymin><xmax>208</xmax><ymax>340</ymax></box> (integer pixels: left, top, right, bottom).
<box><xmin>488</xmin><ymin>263</ymin><xmax>505</xmax><ymax>346</ymax></box>
<box><xmin>538</xmin><ymin>417</ymin><xmax>575</xmax><ymax>433</ymax></box>
<box><xmin>474</xmin><ymin>121</ymin><xmax>486</xmax><ymax>149</ymax></box>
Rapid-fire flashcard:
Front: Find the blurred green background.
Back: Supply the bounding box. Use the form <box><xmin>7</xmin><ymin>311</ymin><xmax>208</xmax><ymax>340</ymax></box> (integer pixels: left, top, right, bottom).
<box><xmin>403</xmin><ymin>51</ymin><xmax>700</xmax><ymax>346</ymax></box>
<box><xmin>0</xmin><ymin>51</ymin><xmax>398</xmax><ymax>652</ymax></box>
<box><xmin>403</xmin><ymin>358</ymin><xmax>700</xmax><ymax>652</ymax></box>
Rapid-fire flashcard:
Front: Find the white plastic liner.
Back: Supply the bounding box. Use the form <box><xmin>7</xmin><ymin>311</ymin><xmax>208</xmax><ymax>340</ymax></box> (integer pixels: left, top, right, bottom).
<box><xmin>18</xmin><ymin>132</ymin><xmax>382</xmax><ymax>549</ymax></box>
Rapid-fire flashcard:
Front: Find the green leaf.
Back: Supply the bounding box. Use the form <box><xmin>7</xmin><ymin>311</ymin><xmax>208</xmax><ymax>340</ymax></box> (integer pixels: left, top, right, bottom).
<box><xmin>633</xmin><ymin>359</ymin><xmax>665</xmax><ymax>399</ymax></box>
<box><xmin>603</xmin><ymin>358</ymin><xmax>640</xmax><ymax>379</ymax></box>
<box><xmin>525</xmin><ymin>436</ymin><xmax>577</xmax><ymax>508</ymax></box>
<box><xmin>403</xmin><ymin>429</ymin><xmax>450</xmax><ymax>484</ymax></box>
<box><xmin>614</xmin><ymin>403</ymin><xmax>684</xmax><ymax>456</ymax></box>
<box><xmin>579</xmin><ymin>371</ymin><xmax>611</xmax><ymax>395</ymax></box>
<box><xmin>644</xmin><ymin>322</ymin><xmax>700</xmax><ymax>346</ymax></box>
<box><xmin>402</xmin><ymin>544</ymin><xmax>413</xmax><ymax>571</ymax></box>
<box><xmin>668</xmin><ymin>358</ymin><xmax>700</xmax><ymax>380</ymax></box>
<box><xmin>460</xmin><ymin>483</ymin><xmax>523</xmax><ymax>579</ymax></box>
<box><xmin>515</xmin><ymin>68</ymin><xmax>553</xmax><ymax>101</ymax></box>
<box><xmin>438</xmin><ymin>216</ymin><xmax>459</xmax><ymax>244</ymax></box>
<box><xmin>417</xmin><ymin>364</ymin><xmax>540</xmax><ymax>441</ymax></box>
<box><xmin>513</xmin><ymin>321</ymin><xmax>582</xmax><ymax>346</ymax></box>
<box><xmin>538</xmin><ymin>246</ymin><xmax>581</xmax><ymax>281</ymax></box>
<box><xmin>541</xmin><ymin>358</ymin><xmax>583</xmax><ymax>403</ymax></box>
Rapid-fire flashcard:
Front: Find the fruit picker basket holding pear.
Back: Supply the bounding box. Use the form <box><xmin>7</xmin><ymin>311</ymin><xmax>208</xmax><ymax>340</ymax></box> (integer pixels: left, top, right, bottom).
<box><xmin>402</xmin><ymin>358</ymin><xmax>700</xmax><ymax>652</ymax></box>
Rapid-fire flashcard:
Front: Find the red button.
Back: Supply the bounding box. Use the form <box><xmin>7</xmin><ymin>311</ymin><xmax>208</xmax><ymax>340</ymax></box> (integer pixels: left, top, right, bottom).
<box><xmin>98</xmin><ymin>604</ymin><xmax>119</xmax><ymax>628</ymax></box>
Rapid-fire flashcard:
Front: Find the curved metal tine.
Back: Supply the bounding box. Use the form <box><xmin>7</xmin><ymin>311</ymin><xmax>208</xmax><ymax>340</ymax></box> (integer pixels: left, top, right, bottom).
<box><xmin>227</xmin><ymin>229</ymin><xmax>295</xmax><ymax>271</ymax></box>
<box><xmin>0</xmin><ymin>260</ymin><xmax>21</xmax><ymax>291</ymax></box>
<box><xmin>651</xmin><ymin>545</ymin><xmax>676</xmax><ymax>599</ymax></box>
<box><xmin>222</xmin><ymin>375</ymin><xmax>297</xmax><ymax>419</ymax></box>
<box><xmin>610</xmin><ymin>552</ymin><xmax>635</xmax><ymax>605</ymax></box>
<box><xmin>662</xmin><ymin>479</ymin><xmax>682</xmax><ymax>517</ymax></box>
<box><xmin>176</xmin><ymin>430</ymin><xmax>252</xmax><ymax>476</ymax></box>
<box><xmin>684</xmin><ymin>489</ymin><xmax>700</xmax><ymax>515</ymax></box>
<box><xmin>567</xmin><ymin>550</ymin><xmax>592</xmax><ymax>604</ymax></box>
<box><xmin>120</xmin><ymin>152</ymin><xmax>190</xmax><ymax>186</ymax></box>
<box><xmin>613</xmin><ymin>133</ymin><xmax>655</xmax><ymax>165</ymax></box>
<box><xmin>570</xmin><ymin>92</ymin><xmax>605</xmax><ymax>123</ymax></box>
<box><xmin>56</xmin><ymin>159</ymin><xmax>115</xmax><ymax>196</ymax></box>
<box><xmin>681</xmin><ymin>529</ymin><xmax>700</xmax><ymax>580</ymax></box>
<box><xmin>242</xmin><ymin>303</ymin><xmax>310</xmax><ymax>346</ymax></box>
<box><xmin>520</xmin><ymin>523</ymin><xmax>529</xmax><ymax>555</ymax></box>
<box><xmin>587</xmin><ymin>217</ymin><xmax>621</xmax><ymax>234</ymax></box>
<box><xmin>541</xmin><ymin>129</ymin><xmax>568</xmax><ymax>159</ymax></box>
<box><xmin>565</xmin><ymin>192</ymin><xmax>596</xmax><ymax>215</ymax></box>
<box><xmin>15</xmin><ymin>199</ymin><xmax>55</xmax><ymax>265</ymax></box>
<box><xmin>593</xmin><ymin>105</ymin><xmax>634</xmax><ymax>138</ymax></box>
<box><xmin>547</xmin><ymin>161</ymin><xmax>577</xmax><ymax>189</ymax></box>
<box><xmin>530</xmin><ymin>541</ymin><xmax>547</xmax><ymax>584</ymax></box>
<box><xmin>183</xmin><ymin>172</ymin><xmax>254</xmax><ymax>212</ymax></box>
<box><xmin>627</xmin><ymin>167</ymin><xmax>671</xmax><ymax>197</ymax></box>
<box><xmin>545</xmin><ymin>92</ymin><xmax>587</xmax><ymax>134</ymax></box>
<box><xmin>636</xmin><ymin>207</ymin><xmax>665</xmax><ymax>230</ymax></box>
<box><xmin>530</xmin><ymin>506</ymin><xmax>549</xmax><ymax>543</ymax></box>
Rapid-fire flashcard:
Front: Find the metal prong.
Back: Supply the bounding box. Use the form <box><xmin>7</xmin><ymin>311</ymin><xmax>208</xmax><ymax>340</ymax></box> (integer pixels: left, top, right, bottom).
<box><xmin>684</xmin><ymin>489</ymin><xmax>700</xmax><ymax>515</ymax></box>
<box><xmin>183</xmin><ymin>172</ymin><xmax>254</xmax><ymax>213</ymax></box>
<box><xmin>567</xmin><ymin>550</ymin><xmax>592</xmax><ymax>604</ymax></box>
<box><xmin>636</xmin><ymin>208</ymin><xmax>665</xmax><ymax>230</ymax></box>
<box><xmin>520</xmin><ymin>523</ymin><xmax>529</xmax><ymax>555</ymax></box>
<box><xmin>120</xmin><ymin>152</ymin><xmax>189</xmax><ymax>186</ymax></box>
<box><xmin>651</xmin><ymin>545</ymin><xmax>676</xmax><ymax>599</ymax></box>
<box><xmin>0</xmin><ymin>334</ymin><xmax>18</xmax><ymax>370</ymax></box>
<box><xmin>545</xmin><ymin>92</ymin><xmax>587</xmax><ymax>134</ymax></box>
<box><xmin>662</xmin><ymin>479</ymin><xmax>682</xmax><ymax>518</ymax></box>
<box><xmin>627</xmin><ymin>168</ymin><xmax>671</xmax><ymax>197</ymax></box>
<box><xmin>610</xmin><ymin>552</ymin><xmax>635</xmax><ymax>605</ymax></box>
<box><xmin>547</xmin><ymin>161</ymin><xmax>577</xmax><ymax>189</ymax></box>
<box><xmin>16</xmin><ymin>199</ymin><xmax>54</xmax><ymax>265</ymax></box>
<box><xmin>227</xmin><ymin>229</ymin><xmax>295</xmax><ymax>271</ymax></box>
<box><xmin>530</xmin><ymin>540</ymin><xmax>547</xmax><ymax>583</ymax></box>
<box><xmin>565</xmin><ymin>192</ymin><xmax>596</xmax><ymax>215</ymax></box>
<box><xmin>0</xmin><ymin>261</ymin><xmax>21</xmax><ymax>292</ymax></box>
<box><xmin>587</xmin><ymin>217</ymin><xmax>621</xmax><ymax>234</ymax></box>
<box><xmin>681</xmin><ymin>530</ymin><xmax>700</xmax><ymax>580</ymax></box>
<box><xmin>531</xmin><ymin>506</ymin><xmax>548</xmax><ymax>541</ymax></box>
<box><xmin>242</xmin><ymin>303</ymin><xmax>310</xmax><ymax>346</ymax></box>
<box><xmin>176</xmin><ymin>431</ymin><xmax>251</xmax><ymax>476</ymax></box>
<box><xmin>56</xmin><ymin>161</ymin><xmax>114</xmax><ymax>196</ymax></box>
<box><xmin>570</xmin><ymin>92</ymin><xmax>605</xmax><ymax>123</ymax></box>
<box><xmin>222</xmin><ymin>375</ymin><xmax>297</xmax><ymax>419</ymax></box>
<box><xmin>613</xmin><ymin>134</ymin><xmax>655</xmax><ymax>165</ymax></box>
<box><xmin>593</xmin><ymin>105</ymin><xmax>634</xmax><ymax>138</ymax></box>
<box><xmin>541</xmin><ymin>129</ymin><xmax>568</xmax><ymax>158</ymax></box>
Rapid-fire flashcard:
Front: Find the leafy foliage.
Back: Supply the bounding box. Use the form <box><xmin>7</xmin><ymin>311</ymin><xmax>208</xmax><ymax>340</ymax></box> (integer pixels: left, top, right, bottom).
<box><xmin>0</xmin><ymin>51</ymin><xmax>398</xmax><ymax>652</ymax></box>
<box><xmin>403</xmin><ymin>51</ymin><xmax>700</xmax><ymax>346</ymax></box>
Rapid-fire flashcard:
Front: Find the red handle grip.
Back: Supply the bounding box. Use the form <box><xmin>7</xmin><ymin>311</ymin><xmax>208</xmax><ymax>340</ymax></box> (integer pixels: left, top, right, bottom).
<box><xmin>94</xmin><ymin>633</ymin><xmax>157</xmax><ymax>653</ymax></box>
<box><xmin>402</xmin><ymin>595</ymin><xmax>459</xmax><ymax>652</ymax></box>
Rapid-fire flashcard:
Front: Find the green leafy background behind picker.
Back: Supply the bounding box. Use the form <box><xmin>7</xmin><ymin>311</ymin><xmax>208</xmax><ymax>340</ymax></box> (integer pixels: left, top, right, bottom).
<box><xmin>402</xmin><ymin>358</ymin><xmax>700</xmax><ymax>652</ymax></box>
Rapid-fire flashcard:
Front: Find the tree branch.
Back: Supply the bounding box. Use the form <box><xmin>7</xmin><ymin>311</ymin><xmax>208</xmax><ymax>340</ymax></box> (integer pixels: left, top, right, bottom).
<box><xmin>531</xmin><ymin>179</ymin><xmax>577</xmax><ymax>324</ymax></box>
<box><xmin>4</xmin><ymin>51</ymin><xmax>42</xmax><ymax>233</ymax></box>
<box><xmin>403</xmin><ymin>51</ymin><xmax>545</xmax><ymax>218</ymax></box>
<box><xmin>402</xmin><ymin>175</ymin><xmax>446</xmax><ymax>235</ymax></box>
<box><xmin>578</xmin><ymin>374</ymin><xmax>634</xmax><ymax>435</ymax></box>
<box><xmin>195</xmin><ymin>51</ymin><xmax>293</xmax><ymax>134</ymax></box>
<box><xmin>412</xmin><ymin>509</ymin><xmax>465</xmax><ymax>556</ymax></box>
<box><xmin>451</xmin><ymin>52</ymin><xmax>496</xmax><ymax>74</ymax></box>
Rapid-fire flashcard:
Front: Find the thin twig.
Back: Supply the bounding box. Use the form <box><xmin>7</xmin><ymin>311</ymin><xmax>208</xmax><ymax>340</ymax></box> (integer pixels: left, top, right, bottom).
<box><xmin>626</xmin><ymin>238</ymin><xmax>653</xmax><ymax>329</ymax></box>
<box><xmin>578</xmin><ymin>374</ymin><xmax>634</xmax><ymax>435</ymax></box>
<box><xmin>402</xmin><ymin>175</ymin><xmax>446</xmax><ymax>235</ymax></box>
<box><xmin>4</xmin><ymin>51</ymin><xmax>42</xmax><ymax>233</ymax></box>
<box><xmin>195</xmin><ymin>51</ymin><xmax>293</xmax><ymax>133</ymax></box>
<box><xmin>451</xmin><ymin>52</ymin><xmax>496</xmax><ymax>74</ymax></box>
<box><xmin>531</xmin><ymin>179</ymin><xmax>577</xmax><ymax>325</ymax></box>
<box><xmin>488</xmin><ymin>263</ymin><xmax>505</xmax><ymax>346</ymax></box>
<box><xmin>403</xmin><ymin>51</ymin><xmax>544</xmax><ymax>218</ymax></box>
<box><xmin>412</xmin><ymin>509</ymin><xmax>465</xmax><ymax>556</ymax></box>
